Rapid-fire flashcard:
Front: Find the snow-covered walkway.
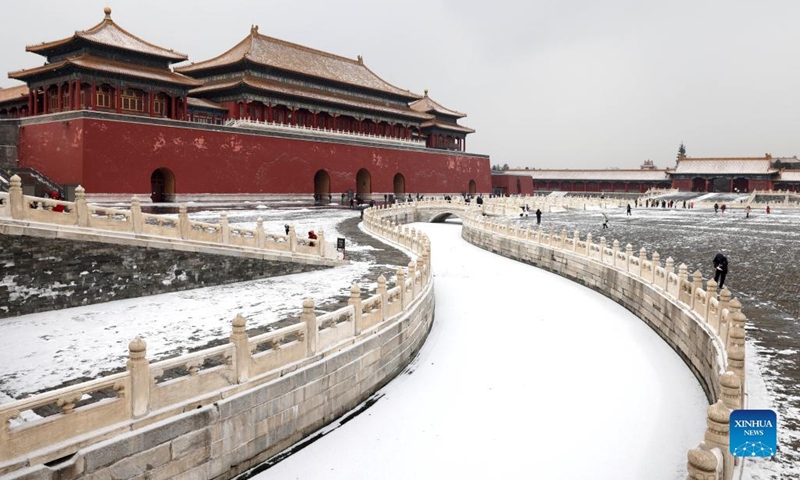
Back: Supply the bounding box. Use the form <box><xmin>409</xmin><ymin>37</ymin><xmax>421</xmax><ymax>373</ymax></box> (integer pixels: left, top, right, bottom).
<box><xmin>249</xmin><ymin>221</ymin><xmax>708</xmax><ymax>480</ymax></box>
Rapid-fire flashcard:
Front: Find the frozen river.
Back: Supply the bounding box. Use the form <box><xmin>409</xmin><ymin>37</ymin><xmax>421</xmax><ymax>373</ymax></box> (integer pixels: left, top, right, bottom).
<box><xmin>243</xmin><ymin>220</ymin><xmax>708</xmax><ymax>480</ymax></box>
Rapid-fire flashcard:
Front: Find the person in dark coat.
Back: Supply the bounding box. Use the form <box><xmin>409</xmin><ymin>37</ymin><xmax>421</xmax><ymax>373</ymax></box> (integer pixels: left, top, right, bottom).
<box><xmin>713</xmin><ymin>252</ymin><xmax>728</xmax><ymax>289</ymax></box>
<box><xmin>535</xmin><ymin>208</ymin><xmax>542</xmax><ymax>225</ymax></box>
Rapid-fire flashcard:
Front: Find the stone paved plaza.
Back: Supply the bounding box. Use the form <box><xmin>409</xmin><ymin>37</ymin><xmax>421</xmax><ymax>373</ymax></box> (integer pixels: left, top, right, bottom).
<box><xmin>513</xmin><ymin>204</ymin><xmax>800</xmax><ymax>473</ymax></box>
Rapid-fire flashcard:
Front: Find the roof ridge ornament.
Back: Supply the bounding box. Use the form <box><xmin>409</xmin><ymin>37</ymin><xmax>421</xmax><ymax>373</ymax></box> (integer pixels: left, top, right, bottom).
<box><xmin>251</xmin><ymin>24</ymin><xmax>259</xmax><ymax>34</ymax></box>
<box><xmin>357</xmin><ymin>55</ymin><xmax>363</xmax><ymax>64</ymax></box>
<box><xmin>104</xmin><ymin>6</ymin><xmax>112</xmax><ymax>20</ymax></box>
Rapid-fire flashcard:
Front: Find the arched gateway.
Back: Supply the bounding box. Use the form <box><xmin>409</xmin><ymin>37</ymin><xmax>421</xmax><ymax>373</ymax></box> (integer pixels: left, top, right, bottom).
<box><xmin>314</xmin><ymin>170</ymin><xmax>331</xmax><ymax>204</ymax></box>
<box><xmin>356</xmin><ymin>168</ymin><xmax>372</xmax><ymax>200</ymax></box>
<box><xmin>150</xmin><ymin>168</ymin><xmax>175</xmax><ymax>203</ymax></box>
<box><xmin>393</xmin><ymin>173</ymin><xmax>406</xmax><ymax>198</ymax></box>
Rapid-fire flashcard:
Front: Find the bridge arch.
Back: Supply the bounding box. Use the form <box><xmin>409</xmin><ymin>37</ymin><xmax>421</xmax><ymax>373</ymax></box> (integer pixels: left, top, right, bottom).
<box><xmin>150</xmin><ymin>168</ymin><xmax>175</xmax><ymax>203</ymax></box>
<box><xmin>430</xmin><ymin>212</ymin><xmax>462</xmax><ymax>223</ymax></box>
<box><xmin>356</xmin><ymin>168</ymin><xmax>372</xmax><ymax>200</ymax></box>
<box><xmin>314</xmin><ymin>169</ymin><xmax>331</xmax><ymax>204</ymax></box>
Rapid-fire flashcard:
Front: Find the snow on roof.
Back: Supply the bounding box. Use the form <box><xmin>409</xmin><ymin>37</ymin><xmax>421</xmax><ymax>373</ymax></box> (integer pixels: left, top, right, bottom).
<box><xmin>508</xmin><ymin>169</ymin><xmax>671</xmax><ymax>181</ymax></box>
<box><xmin>26</xmin><ymin>7</ymin><xmax>188</xmax><ymax>62</ymax></box>
<box><xmin>410</xmin><ymin>92</ymin><xmax>466</xmax><ymax>118</ymax></box>
<box><xmin>777</xmin><ymin>171</ymin><xmax>800</xmax><ymax>182</ymax></box>
<box><xmin>0</xmin><ymin>84</ymin><xmax>29</xmax><ymax>104</ymax></box>
<box><xmin>177</xmin><ymin>26</ymin><xmax>421</xmax><ymax>100</ymax></box>
<box><xmin>672</xmin><ymin>157</ymin><xmax>776</xmax><ymax>175</ymax></box>
<box><xmin>10</xmin><ymin>54</ymin><xmax>201</xmax><ymax>86</ymax></box>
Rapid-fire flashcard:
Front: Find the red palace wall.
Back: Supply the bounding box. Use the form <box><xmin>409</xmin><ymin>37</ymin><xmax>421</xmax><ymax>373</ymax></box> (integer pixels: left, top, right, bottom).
<box><xmin>491</xmin><ymin>174</ymin><xmax>534</xmax><ymax>195</ymax></box>
<box><xmin>671</xmin><ymin>179</ymin><xmax>692</xmax><ymax>191</ymax></box>
<box><xmin>17</xmin><ymin>116</ymin><xmax>492</xmax><ymax>196</ymax></box>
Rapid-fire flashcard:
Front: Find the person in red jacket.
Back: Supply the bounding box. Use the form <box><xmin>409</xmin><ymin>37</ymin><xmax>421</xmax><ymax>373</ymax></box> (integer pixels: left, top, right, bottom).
<box><xmin>308</xmin><ymin>230</ymin><xmax>317</xmax><ymax>247</ymax></box>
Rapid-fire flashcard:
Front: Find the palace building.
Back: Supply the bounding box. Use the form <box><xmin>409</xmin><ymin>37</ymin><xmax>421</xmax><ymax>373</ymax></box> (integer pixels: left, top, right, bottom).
<box><xmin>0</xmin><ymin>8</ymin><xmax>489</xmax><ymax>202</ymax></box>
<box><xmin>494</xmin><ymin>155</ymin><xmax>800</xmax><ymax>196</ymax></box>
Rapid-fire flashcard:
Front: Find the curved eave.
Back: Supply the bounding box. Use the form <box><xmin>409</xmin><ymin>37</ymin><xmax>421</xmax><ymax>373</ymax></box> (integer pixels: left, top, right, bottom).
<box><xmin>191</xmin><ymin>76</ymin><xmax>431</xmax><ymax>122</ymax></box>
<box><xmin>421</xmin><ymin>121</ymin><xmax>475</xmax><ymax>134</ymax></box>
<box><xmin>9</xmin><ymin>55</ymin><xmax>202</xmax><ymax>87</ymax></box>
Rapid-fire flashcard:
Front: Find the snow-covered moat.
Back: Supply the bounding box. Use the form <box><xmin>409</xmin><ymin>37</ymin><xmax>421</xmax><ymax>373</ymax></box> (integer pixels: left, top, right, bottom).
<box><xmin>1</xmin><ymin>202</ymin><xmax>796</xmax><ymax>479</ymax></box>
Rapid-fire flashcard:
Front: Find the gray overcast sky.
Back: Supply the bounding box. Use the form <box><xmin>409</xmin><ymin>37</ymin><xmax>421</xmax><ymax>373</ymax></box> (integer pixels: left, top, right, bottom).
<box><xmin>2</xmin><ymin>0</ymin><xmax>799</xmax><ymax>169</ymax></box>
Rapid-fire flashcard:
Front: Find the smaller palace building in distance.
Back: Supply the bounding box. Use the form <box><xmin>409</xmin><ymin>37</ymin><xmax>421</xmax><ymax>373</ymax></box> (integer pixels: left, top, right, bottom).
<box><xmin>492</xmin><ymin>155</ymin><xmax>800</xmax><ymax>196</ymax></box>
<box><xmin>0</xmin><ymin>8</ymin><xmax>489</xmax><ymax>202</ymax></box>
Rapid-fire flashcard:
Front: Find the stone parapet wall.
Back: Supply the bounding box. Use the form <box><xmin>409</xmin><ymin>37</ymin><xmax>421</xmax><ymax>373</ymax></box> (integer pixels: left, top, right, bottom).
<box><xmin>0</xmin><ymin>207</ymin><xmax>434</xmax><ymax>479</ymax></box>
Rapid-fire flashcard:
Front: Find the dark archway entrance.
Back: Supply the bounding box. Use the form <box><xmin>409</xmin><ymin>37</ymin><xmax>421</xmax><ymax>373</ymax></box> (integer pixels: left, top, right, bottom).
<box><xmin>356</xmin><ymin>168</ymin><xmax>372</xmax><ymax>200</ymax></box>
<box><xmin>314</xmin><ymin>170</ymin><xmax>331</xmax><ymax>204</ymax></box>
<box><xmin>150</xmin><ymin>168</ymin><xmax>175</xmax><ymax>203</ymax></box>
<box><xmin>711</xmin><ymin>177</ymin><xmax>729</xmax><ymax>192</ymax></box>
<box><xmin>393</xmin><ymin>173</ymin><xmax>405</xmax><ymax>198</ymax></box>
<box><xmin>732</xmin><ymin>177</ymin><xmax>749</xmax><ymax>193</ymax></box>
<box><xmin>691</xmin><ymin>177</ymin><xmax>707</xmax><ymax>192</ymax></box>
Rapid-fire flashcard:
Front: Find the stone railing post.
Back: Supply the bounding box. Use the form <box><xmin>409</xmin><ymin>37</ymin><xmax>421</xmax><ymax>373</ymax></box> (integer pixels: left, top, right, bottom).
<box><xmin>377</xmin><ymin>274</ymin><xmax>387</xmax><ymax>321</ymax></box>
<box><xmin>179</xmin><ymin>203</ymin><xmax>190</xmax><ymax>239</ymax></box>
<box><xmin>705</xmin><ymin>279</ymin><xmax>718</xmax><ymax>322</ymax></box>
<box><xmin>585</xmin><ymin>233</ymin><xmax>592</xmax><ymax>256</ymax></box>
<box><xmin>131</xmin><ymin>196</ymin><xmax>143</xmax><ymax>234</ymax></box>
<box><xmin>317</xmin><ymin>229</ymin><xmax>325</xmax><ymax>257</ymax></box>
<box><xmin>560</xmin><ymin>228</ymin><xmax>567</xmax><ymax>249</ymax></box>
<box><xmin>664</xmin><ymin>257</ymin><xmax>675</xmax><ymax>294</ymax></box>
<box><xmin>649</xmin><ymin>251</ymin><xmax>659</xmax><ymax>285</ymax></box>
<box><xmin>638</xmin><ymin>247</ymin><xmax>647</xmax><ymax>278</ymax></box>
<box><xmin>256</xmin><ymin>218</ymin><xmax>266</xmax><ymax>249</ymax></box>
<box><xmin>686</xmin><ymin>446</ymin><xmax>722</xmax><ymax>480</ymax></box>
<box><xmin>230</xmin><ymin>314</ymin><xmax>250</xmax><ymax>383</ymax></box>
<box><xmin>220</xmin><ymin>212</ymin><xmax>230</xmax><ymax>244</ymax></box>
<box><xmin>9</xmin><ymin>174</ymin><xmax>24</xmax><ymax>220</ymax></box>
<box><xmin>537</xmin><ymin>226</ymin><xmax>543</xmax><ymax>244</ymax></box>
<box><xmin>301</xmin><ymin>298</ymin><xmax>318</xmax><ymax>356</ymax></box>
<box><xmin>599</xmin><ymin>237</ymin><xmax>607</xmax><ymax>263</ymax></box>
<box><xmin>349</xmin><ymin>284</ymin><xmax>363</xmax><ymax>335</ymax></box>
<box><xmin>704</xmin><ymin>400</ymin><xmax>733</xmax><ymax>480</ymax></box>
<box><xmin>573</xmin><ymin>230</ymin><xmax>579</xmax><ymax>252</ymax></box>
<box><xmin>397</xmin><ymin>267</ymin><xmax>407</xmax><ymax>309</ymax></box>
<box><xmin>548</xmin><ymin>226</ymin><xmax>554</xmax><ymax>246</ymax></box>
<box><xmin>727</xmin><ymin>322</ymin><xmax>746</xmax><ymax>383</ymax></box>
<box><xmin>715</xmin><ymin>289</ymin><xmax>731</xmax><ymax>333</ymax></box>
<box><xmin>611</xmin><ymin>240</ymin><xmax>619</xmax><ymax>266</ymax></box>
<box><xmin>127</xmin><ymin>336</ymin><xmax>150</xmax><ymax>418</ymax></box>
<box><xmin>625</xmin><ymin>244</ymin><xmax>633</xmax><ymax>271</ymax></box>
<box><xmin>720</xmin><ymin>371</ymin><xmax>742</xmax><ymax>410</ymax></box>
<box><xmin>691</xmin><ymin>271</ymin><xmax>703</xmax><ymax>310</ymax></box>
<box><xmin>408</xmin><ymin>261</ymin><xmax>418</xmax><ymax>298</ymax></box>
<box><xmin>678</xmin><ymin>263</ymin><xmax>688</xmax><ymax>302</ymax></box>
<box><xmin>75</xmin><ymin>185</ymin><xmax>88</xmax><ymax>227</ymax></box>
<box><xmin>289</xmin><ymin>225</ymin><xmax>297</xmax><ymax>252</ymax></box>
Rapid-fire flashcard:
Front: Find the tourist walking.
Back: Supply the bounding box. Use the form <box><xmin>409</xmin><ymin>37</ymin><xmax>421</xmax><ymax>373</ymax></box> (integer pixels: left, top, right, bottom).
<box><xmin>626</xmin><ymin>204</ymin><xmax>632</xmax><ymax>216</ymax></box>
<box><xmin>712</xmin><ymin>252</ymin><xmax>728</xmax><ymax>289</ymax></box>
<box><xmin>721</xmin><ymin>204</ymin><xmax>726</xmax><ymax>213</ymax></box>
<box><xmin>746</xmin><ymin>205</ymin><xmax>751</xmax><ymax>218</ymax></box>
<box><xmin>602</xmin><ymin>213</ymin><xmax>609</xmax><ymax>229</ymax></box>
<box><xmin>714</xmin><ymin>203</ymin><xmax>719</xmax><ymax>214</ymax></box>
<box><xmin>766</xmin><ymin>205</ymin><xmax>771</xmax><ymax>214</ymax></box>
<box><xmin>535</xmin><ymin>208</ymin><xmax>542</xmax><ymax>225</ymax></box>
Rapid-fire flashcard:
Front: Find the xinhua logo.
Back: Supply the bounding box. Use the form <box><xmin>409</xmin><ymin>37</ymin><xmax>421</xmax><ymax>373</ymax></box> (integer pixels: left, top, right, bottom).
<box><xmin>730</xmin><ymin>409</ymin><xmax>777</xmax><ymax>457</ymax></box>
